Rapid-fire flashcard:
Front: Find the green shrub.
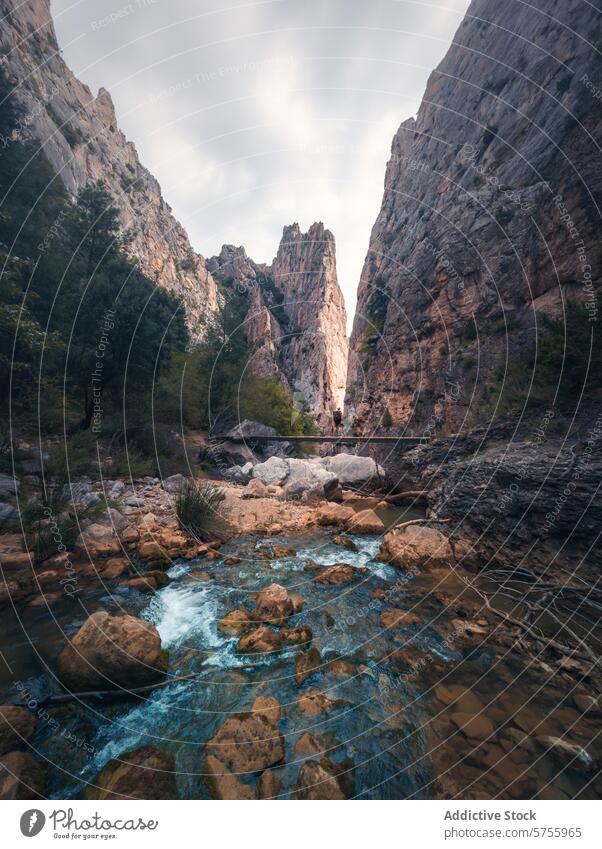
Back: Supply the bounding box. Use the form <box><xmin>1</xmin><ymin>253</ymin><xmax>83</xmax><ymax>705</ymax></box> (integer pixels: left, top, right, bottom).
<box><xmin>382</xmin><ymin>408</ymin><xmax>393</xmax><ymax>428</ymax></box>
<box><xmin>175</xmin><ymin>481</ymin><xmax>227</xmax><ymax>541</ymax></box>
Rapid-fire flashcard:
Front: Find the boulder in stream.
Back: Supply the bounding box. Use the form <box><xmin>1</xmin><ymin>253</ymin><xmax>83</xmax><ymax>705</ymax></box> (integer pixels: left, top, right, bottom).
<box><xmin>379</xmin><ymin>524</ymin><xmax>454</xmax><ymax>570</ymax></box>
<box><xmin>57</xmin><ymin>611</ymin><xmax>167</xmax><ymax>691</ymax></box>
<box><xmin>0</xmin><ymin>751</ymin><xmax>46</xmax><ymax>799</ymax></box>
<box><xmin>0</xmin><ymin>705</ymin><xmax>37</xmax><ymax>755</ymax></box>
<box><xmin>86</xmin><ymin>746</ymin><xmax>179</xmax><ymax>799</ymax></box>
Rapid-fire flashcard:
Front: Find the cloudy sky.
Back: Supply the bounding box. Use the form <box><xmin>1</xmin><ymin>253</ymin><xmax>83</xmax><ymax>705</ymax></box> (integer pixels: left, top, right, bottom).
<box><xmin>52</xmin><ymin>0</ymin><xmax>470</xmax><ymax>328</ymax></box>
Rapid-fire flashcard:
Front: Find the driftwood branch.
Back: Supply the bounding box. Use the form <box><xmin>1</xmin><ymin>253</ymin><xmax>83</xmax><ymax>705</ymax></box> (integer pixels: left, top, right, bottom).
<box><xmin>393</xmin><ymin>517</ymin><xmax>451</xmax><ymax>529</ymax></box>
<box><xmin>14</xmin><ymin>673</ymin><xmax>196</xmax><ymax>709</ymax></box>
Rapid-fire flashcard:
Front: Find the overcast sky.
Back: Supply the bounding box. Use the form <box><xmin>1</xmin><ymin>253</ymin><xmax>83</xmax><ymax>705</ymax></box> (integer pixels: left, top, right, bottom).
<box><xmin>52</xmin><ymin>0</ymin><xmax>470</xmax><ymax>328</ymax></box>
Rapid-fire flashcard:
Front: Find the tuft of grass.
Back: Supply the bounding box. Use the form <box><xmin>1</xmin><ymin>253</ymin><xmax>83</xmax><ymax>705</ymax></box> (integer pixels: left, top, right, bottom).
<box><xmin>175</xmin><ymin>480</ymin><xmax>228</xmax><ymax>542</ymax></box>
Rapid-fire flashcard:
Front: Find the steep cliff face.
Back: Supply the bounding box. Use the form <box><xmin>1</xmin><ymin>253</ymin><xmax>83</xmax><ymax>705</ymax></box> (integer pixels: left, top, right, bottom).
<box><xmin>0</xmin><ymin>0</ymin><xmax>219</xmax><ymax>338</ymax></box>
<box><xmin>347</xmin><ymin>0</ymin><xmax>602</xmax><ymax>433</ymax></box>
<box><xmin>208</xmin><ymin>224</ymin><xmax>348</xmax><ymax>428</ymax></box>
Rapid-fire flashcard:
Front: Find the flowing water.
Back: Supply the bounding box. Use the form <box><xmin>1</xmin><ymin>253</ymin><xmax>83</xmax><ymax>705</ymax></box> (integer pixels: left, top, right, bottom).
<box><xmin>1</xmin><ymin>509</ymin><xmax>600</xmax><ymax>800</ymax></box>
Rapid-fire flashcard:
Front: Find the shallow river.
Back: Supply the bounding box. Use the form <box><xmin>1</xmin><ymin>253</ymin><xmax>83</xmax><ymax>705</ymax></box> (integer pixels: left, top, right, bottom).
<box><xmin>1</xmin><ymin>509</ymin><xmax>599</xmax><ymax>800</ymax></box>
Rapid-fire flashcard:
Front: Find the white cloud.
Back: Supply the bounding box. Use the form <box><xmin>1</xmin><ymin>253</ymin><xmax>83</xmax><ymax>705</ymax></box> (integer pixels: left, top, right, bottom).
<box><xmin>52</xmin><ymin>0</ymin><xmax>471</xmax><ymax>330</ymax></box>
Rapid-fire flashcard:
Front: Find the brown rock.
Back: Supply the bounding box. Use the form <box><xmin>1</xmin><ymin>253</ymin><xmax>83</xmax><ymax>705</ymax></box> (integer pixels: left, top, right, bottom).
<box><xmin>294</xmin><ymin>732</ymin><xmax>340</xmax><ymax>757</ymax></box>
<box><xmin>295</xmin><ymin>647</ymin><xmax>322</xmax><ymax>686</ymax></box>
<box><xmin>346</xmin><ymin>509</ymin><xmax>385</xmax><ymax>535</ymax></box>
<box><xmin>218</xmin><ymin>609</ymin><xmax>253</xmax><ymax>636</ymax></box>
<box><xmin>298</xmin><ymin>689</ymin><xmax>343</xmax><ymax>716</ymax></box>
<box><xmin>379</xmin><ymin>525</ymin><xmax>453</xmax><ymax>570</ymax></box>
<box><xmin>258</xmin><ymin>769</ymin><xmax>281</xmax><ymax>799</ymax></box>
<box><xmin>317</xmin><ymin>503</ymin><xmax>355</xmax><ymax>526</ymax></box>
<box><xmin>253</xmin><ymin>583</ymin><xmax>295</xmax><ymax>624</ymax></box>
<box><xmin>101</xmin><ymin>557</ymin><xmax>130</xmax><ymax>579</ymax></box>
<box><xmin>281</xmin><ymin>625</ymin><xmax>313</xmax><ymax>647</ymax></box>
<box><xmin>205</xmin><ymin>712</ymin><xmax>285</xmax><ymax>774</ymax></box>
<box><xmin>57</xmin><ymin>611</ymin><xmax>167</xmax><ymax>691</ymax></box>
<box><xmin>86</xmin><ymin>746</ymin><xmax>178</xmax><ymax>799</ymax></box>
<box><xmin>236</xmin><ymin>626</ymin><xmax>283</xmax><ymax>655</ymax></box>
<box><xmin>0</xmin><ymin>751</ymin><xmax>45</xmax><ymax>799</ymax></box>
<box><xmin>380</xmin><ymin>609</ymin><xmax>421</xmax><ymax>629</ymax></box>
<box><xmin>251</xmin><ymin>696</ymin><xmax>281</xmax><ymax>726</ymax></box>
<box><xmin>314</xmin><ymin>564</ymin><xmax>356</xmax><ymax>585</ymax></box>
<box><xmin>0</xmin><ymin>706</ymin><xmax>37</xmax><ymax>755</ymax></box>
<box><xmin>450</xmin><ymin>712</ymin><xmax>496</xmax><ymax>742</ymax></box>
<box><xmin>327</xmin><ymin>659</ymin><xmax>357</xmax><ymax>678</ymax></box>
<box><xmin>205</xmin><ymin>754</ymin><xmax>256</xmax><ymax>799</ymax></box>
<box><xmin>137</xmin><ymin>540</ymin><xmax>170</xmax><ymax>566</ymax></box>
<box><xmin>332</xmin><ymin>534</ymin><xmax>358</xmax><ymax>551</ymax></box>
<box><xmin>292</xmin><ymin>759</ymin><xmax>347</xmax><ymax>800</ymax></box>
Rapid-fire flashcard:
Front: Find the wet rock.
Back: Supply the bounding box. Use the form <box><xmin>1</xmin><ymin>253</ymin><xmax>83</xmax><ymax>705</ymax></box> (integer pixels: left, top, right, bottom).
<box><xmin>317</xmin><ymin>502</ymin><xmax>355</xmax><ymax>526</ymax></box>
<box><xmin>292</xmin><ymin>758</ymin><xmax>348</xmax><ymax>800</ymax></box>
<box><xmin>205</xmin><ymin>711</ymin><xmax>285</xmax><ymax>775</ymax></box>
<box><xmin>327</xmin><ymin>659</ymin><xmax>357</xmax><ymax>678</ymax></box>
<box><xmin>57</xmin><ymin>611</ymin><xmax>167</xmax><ymax>690</ymax></box>
<box><xmin>0</xmin><ymin>751</ymin><xmax>46</xmax><ymax>799</ymax></box>
<box><xmin>0</xmin><ymin>706</ymin><xmax>37</xmax><ymax>755</ymax></box>
<box><xmin>372</xmin><ymin>588</ymin><xmax>387</xmax><ymax>601</ymax></box>
<box><xmin>251</xmin><ymin>696</ymin><xmax>281</xmax><ymax>726</ymax></box>
<box><xmin>281</xmin><ymin>625</ymin><xmax>313</xmax><ymax>647</ymax></box>
<box><xmin>217</xmin><ymin>609</ymin><xmax>254</xmax><ymax>637</ymax></box>
<box><xmin>236</xmin><ymin>626</ymin><xmax>283</xmax><ymax>654</ymax></box>
<box><xmin>242</xmin><ymin>479</ymin><xmax>270</xmax><ymax>499</ymax></box>
<box><xmin>100</xmin><ymin>557</ymin><xmax>130</xmax><ymax>579</ymax></box>
<box><xmin>332</xmin><ymin>534</ymin><xmax>358</xmax><ymax>551</ymax></box>
<box><xmin>380</xmin><ymin>609</ymin><xmax>421</xmax><ymax>629</ymax></box>
<box><xmin>450</xmin><ymin>712</ymin><xmax>496</xmax><ymax>742</ymax></box>
<box><xmin>205</xmin><ymin>754</ymin><xmax>256</xmax><ymax>800</ymax></box>
<box><xmin>572</xmin><ymin>693</ymin><xmax>600</xmax><ymax>716</ymax></box>
<box><xmin>295</xmin><ymin>647</ymin><xmax>322</xmax><ymax>685</ymax></box>
<box><xmin>187</xmin><ymin>569</ymin><xmax>212</xmax><ymax>582</ymax></box>
<box><xmin>0</xmin><ymin>473</ymin><xmax>19</xmax><ymax>498</ymax></box>
<box><xmin>535</xmin><ymin>736</ymin><xmax>594</xmax><ymax>769</ymax></box>
<box><xmin>290</xmin><ymin>593</ymin><xmax>304</xmax><ymax>613</ymax></box>
<box><xmin>258</xmin><ymin>769</ymin><xmax>281</xmax><ymax>799</ymax></box>
<box><xmin>298</xmin><ymin>689</ymin><xmax>343</xmax><ymax>716</ymax></box>
<box><xmin>76</xmin><ymin>523</ymin><xmax>122</xmax><ymax>557</ymax></box>
<box><xmin>314</xmin><ymin>564</ymin><xmax>356</xmax><ymax>585</ymax></box>
<box><xmin>86</xmin><ymin>746</ymin><xmax>178</xmax><ymax>799</ymax></box>
<box><xmin>223</xmin><ymin>555</ymin><xmax>241</xmax><ymax>565</ymax></box>
<box><xmin>346</xmin><ymin>508</ymin><xmax>384</xmax><ymax>535</ymax></box>
<box><xmin>379</xmin><ymin>524</ymin><xmax>454</xmax><ymax>569</ymax></box>
<box><xmin>294</xmin><ymin>731</ymin><xmax>340</xmax><ymax>757</ymax></box>
<box><xmin>253</xmin><ymin>583</ymin><xmax>295</xmax><ymax>624</ymax></box>
<box><xmin>0</xmin><ymin>503</ymin><xmax>17</xmax><ymax>528</ymax></box>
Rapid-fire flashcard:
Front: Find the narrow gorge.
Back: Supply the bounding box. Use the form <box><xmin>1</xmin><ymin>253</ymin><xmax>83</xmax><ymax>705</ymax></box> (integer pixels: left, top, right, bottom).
<box><xmin>0</xmin><ymin>0</ymin><xmax>600</xmax><ymax>806</ymax></box>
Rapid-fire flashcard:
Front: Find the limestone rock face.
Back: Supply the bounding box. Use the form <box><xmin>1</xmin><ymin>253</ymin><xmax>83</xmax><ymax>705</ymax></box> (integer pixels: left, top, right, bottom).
<box><xmin>346</xmin><ymin>0</ymin><xmax>602</xmax><ymax>432</ymax></box>
<box><xmin>209</xmin><ymin>223</ymin><xmax>348</xmax><ymax>428</ymax></box>
<box><xmin>0</xmin><ymin>0</ymin><xmax>219</xmax><ymax>339</ymax></box>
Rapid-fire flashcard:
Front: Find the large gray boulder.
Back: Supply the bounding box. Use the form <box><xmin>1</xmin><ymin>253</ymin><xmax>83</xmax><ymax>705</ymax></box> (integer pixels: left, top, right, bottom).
<box><xmin>251</xmin><ymin>456</ymin><xmax>289</xmax><ymax>486</ymax></box>
<box><xmin>325</xmin><ymin>454</ymin><xmax>384</xmax><ymax>485</ymax></box>
<box><xmin>282</xmin><ymin>459</ymin><xmax>338</xmax><ymax>500</ymax></box>
<box><xmin>0</xmin><ymin>474</ymin><xmax>19</xmax><ymax>499</ymax></box>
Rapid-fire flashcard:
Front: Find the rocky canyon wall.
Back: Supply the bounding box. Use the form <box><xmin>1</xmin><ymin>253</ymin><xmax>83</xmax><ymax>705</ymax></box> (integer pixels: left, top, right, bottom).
<box><xmin>346</xmin><ymin>0</ymin><xmax>602</xmax><ymax>433</ymax></box>
<box><xmin>208</xmin><ymin>223</ymin><xmax>348</xmax><ymax>429</ymax></box>
<box><xmin>0</xmin><ymin>0</ymin><xmax>220</xmax><ymax>339</ymax></box>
